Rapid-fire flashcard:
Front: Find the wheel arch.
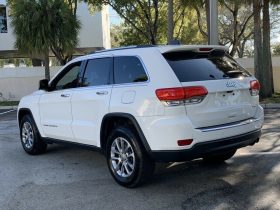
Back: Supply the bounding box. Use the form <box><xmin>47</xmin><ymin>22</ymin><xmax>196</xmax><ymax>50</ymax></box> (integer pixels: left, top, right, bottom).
<box><xmin>18</xmin><ymin>108</ymin><xmax>44</xmax><ymax>137</ymax></box>
<box><xmin>18</xmin><ymin>108</ymin><xmax>33</xmax><ymax>126</ymax></box>
<box><xmin>100</xmin><ymin>113</ymin><xmax>151</xmax><ymax>153</ymax></box>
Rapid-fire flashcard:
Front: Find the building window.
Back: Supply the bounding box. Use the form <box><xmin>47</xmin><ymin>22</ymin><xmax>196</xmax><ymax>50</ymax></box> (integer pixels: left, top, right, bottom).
<box><xmin>0</xmin><ymin>5</ymin><xmax>7</xmax><ymax>33</ymax></box>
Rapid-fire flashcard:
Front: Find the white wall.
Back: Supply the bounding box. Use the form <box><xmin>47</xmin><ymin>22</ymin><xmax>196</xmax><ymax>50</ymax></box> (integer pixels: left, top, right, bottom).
<box><xmin>0</xmin><ymin>1</ymin><xmax>110</xmax><ymax>51</ymax></box>
<box><xmin>0</xmin><ymin>67</ymin><xmax>61</xmax><ymax>101</ymax></box>
<box><xmin>237</xmin><ymin>57</ymin><xmax>280</xmax><ymax>92</ymax></box>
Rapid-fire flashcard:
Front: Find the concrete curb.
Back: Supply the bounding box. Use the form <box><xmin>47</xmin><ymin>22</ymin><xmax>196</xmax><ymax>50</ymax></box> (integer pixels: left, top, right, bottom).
<box><xmin>0</xmin><ymin>106</ymin><xmax>18</xmax><ymax>110</ymax></box>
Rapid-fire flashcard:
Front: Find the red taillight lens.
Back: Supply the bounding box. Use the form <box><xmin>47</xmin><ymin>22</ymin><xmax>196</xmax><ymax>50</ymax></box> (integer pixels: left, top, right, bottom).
<box><xmin>156</xmin><ymin>86</ymin><xmax>208</xmax><ymax>105</ymax></box>
<box><xmin>199</xmin><ymin>48</ymin><xmax>213</xmax><ymax>52</ymax></box>
<box><xmin>155</xmin><ymin>87</ymin><xmax>185</xmax><ymax>101</ymax></box>
<box><xmin>250</xmin><ymin>80</ymin><xmax>260</xmax><ymax>96</ymax></box>
<box><xmin>177</xmin><ymin>139</ymin><xmax>193</xmax><ymax>146</ymax></box>
<box><xmin>184</xmin><ymin>86</ymin><xmax>208</xmax><ymax>99</ymax></box>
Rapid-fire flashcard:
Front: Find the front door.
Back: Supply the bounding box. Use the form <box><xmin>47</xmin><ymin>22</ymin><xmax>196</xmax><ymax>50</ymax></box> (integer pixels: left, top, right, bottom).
<box><xmin>39</xmin><ymin>62</ymin><xmax>82</xmax><ymax>141</ymax></box>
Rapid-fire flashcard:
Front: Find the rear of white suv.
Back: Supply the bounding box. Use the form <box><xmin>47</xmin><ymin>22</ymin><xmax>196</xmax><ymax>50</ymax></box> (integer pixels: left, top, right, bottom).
<box><xmin>17</xmin><ymin>45</ymin><xmax>263</xmax><ymax>188</ymax></box>
<box><xmin>139</xmin><ymin>46</ymin><xmax>263</xmax><ymax>162</ymax></box>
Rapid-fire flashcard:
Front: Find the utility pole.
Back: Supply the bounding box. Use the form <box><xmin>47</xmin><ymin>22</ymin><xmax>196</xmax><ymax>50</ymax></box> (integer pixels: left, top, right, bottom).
<box><xmin>207</xmin><ymin>0</ymin><xmax>219</xmax><ymax>45</ymax></box>
<box><xmin>167</xmin><ymin>0</ymin><xmax>174</xmax><ymax>44</ymax></box>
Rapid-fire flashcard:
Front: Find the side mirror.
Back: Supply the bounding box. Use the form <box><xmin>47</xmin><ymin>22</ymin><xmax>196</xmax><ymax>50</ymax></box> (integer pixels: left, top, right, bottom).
<box><xmin>39</xmin><ymin>79</ymin><xmax>49</xmax><ymax>91</ymax></box>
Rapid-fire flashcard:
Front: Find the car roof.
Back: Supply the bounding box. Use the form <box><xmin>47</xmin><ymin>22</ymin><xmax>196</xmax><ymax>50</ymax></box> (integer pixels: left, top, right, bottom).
<box><xmin>70</xmin><ymin>45</ymin><xmax>229</xmax><ymax>63</ymax></box>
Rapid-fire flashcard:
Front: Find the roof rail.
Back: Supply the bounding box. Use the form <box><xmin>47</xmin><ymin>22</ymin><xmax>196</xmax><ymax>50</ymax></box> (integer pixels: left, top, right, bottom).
<box><xmin>90</xmin><ymin>45</ymin><xmax>155</xmax><ymax>54</ymax></box>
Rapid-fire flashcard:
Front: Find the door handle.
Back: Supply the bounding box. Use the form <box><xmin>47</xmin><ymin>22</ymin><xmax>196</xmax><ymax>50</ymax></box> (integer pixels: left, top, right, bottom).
<box><xmin>61</xmin><ymin>93</ymin><xmax>70</xmax><ymax>97</ymax></box>
<box><xmin>96</xmin><ymin>91</ymin><xmax>108</xmax><ymax>95</ymax></box>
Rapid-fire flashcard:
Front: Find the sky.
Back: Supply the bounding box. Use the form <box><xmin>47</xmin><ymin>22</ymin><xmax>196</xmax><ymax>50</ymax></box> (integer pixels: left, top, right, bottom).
<box><xmin>109</xmin><ymin>7</ymin><xmax>121</xmax><ymax>26</ymax></box>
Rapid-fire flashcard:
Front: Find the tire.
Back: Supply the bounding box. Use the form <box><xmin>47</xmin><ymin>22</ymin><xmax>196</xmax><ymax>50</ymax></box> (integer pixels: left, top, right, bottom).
<box><xmin>106</xmin><ymin>126</ymin><xmax>155</xmax><ymax>188</ymax></box>
<box><xmin>20</xmin><ymin>114</ymin><xmax>47</xmax><ymax>155</ymax></box>
<box><xmin>203</xmin><ymin>149</ymin><xmax>237</xmax><ymax>163</ymax></box>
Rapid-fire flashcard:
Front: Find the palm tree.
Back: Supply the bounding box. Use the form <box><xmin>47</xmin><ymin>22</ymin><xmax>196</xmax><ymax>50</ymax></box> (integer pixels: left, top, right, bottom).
<box><xmin>9</xmin><ymin>0</ymin><xmax>80</xmax><ymax>80</ymax></box>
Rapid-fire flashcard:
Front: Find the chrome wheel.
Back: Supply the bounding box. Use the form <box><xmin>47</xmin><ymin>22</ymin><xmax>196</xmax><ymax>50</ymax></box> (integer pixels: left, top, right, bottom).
<box><xmin>110</xmin><ymin>137</ymin><xmax>135</xmax><ymax>178</ymax></box>
<box><xmin>21</xmin><ymin>122</ymin><xmax>34</xmax><ymax>149</ymax></box>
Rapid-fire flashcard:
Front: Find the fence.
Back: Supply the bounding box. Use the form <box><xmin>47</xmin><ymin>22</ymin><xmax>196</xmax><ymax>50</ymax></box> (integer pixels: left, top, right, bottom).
<box><xmin>0</xmin><ymin>57</ymin><xmax>279</xmax><ymax>101</ymax></box>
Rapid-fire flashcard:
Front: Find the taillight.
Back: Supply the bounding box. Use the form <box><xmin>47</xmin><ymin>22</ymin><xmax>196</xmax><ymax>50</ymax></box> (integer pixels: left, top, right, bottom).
<box><xmin>198</xmin><ymin>48</ymin><xmax>213</xmax><ymax>52</ymax></box>
<box><xmin>155</xmin><ymin>87</ymin><xmax>185</xmax><ymax>101</ymax></box>
<box><xmin>177</xmin><ymin>139</ymin><xmax>193</xmax><ymax>146</ymax></box>
<box><xmin>250</xmin><ymin>80</ymin><xmax>260</xmax><ymax>96</ymax></box>
<box><xmin>156</xmin><ymin>86</ymin><xmax>208</xmax><ymax>106</ymax></box>
<box><xmin>184</xmin><ymin>86</ymin><xmax>208</xmax><ymax>104</ymax></box>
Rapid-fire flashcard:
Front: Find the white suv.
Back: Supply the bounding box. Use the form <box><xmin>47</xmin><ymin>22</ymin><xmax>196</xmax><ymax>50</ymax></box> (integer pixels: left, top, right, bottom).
<box><xmin>18</xmin><ymin>45</ymin><xmax>264</xmax><ymax>187</ymax></box>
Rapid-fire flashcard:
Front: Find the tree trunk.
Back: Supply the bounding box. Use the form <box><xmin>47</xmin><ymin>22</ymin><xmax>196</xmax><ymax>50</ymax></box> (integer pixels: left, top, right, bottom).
<box><xmin>32</xmin><ymin>58</ymin><xmax>42</xmax><ymax>67</ymax></box>
<box><xmin>167</xmin><ymin>0</ymin><xmax>174</xmax><ymax>44</ymax></box>
<box><xmin>230</xmin><ymin>4</ymin><xmax>239</xmax><ymax>57</ymax></box>
<box><xmin>44</xmin><ymin>53</ymin><xmax>50</xmax><ymax>80</ymax></box>
<box><xmin>262</xmin><ymin>0</ymin><xmax>274</xmax><ymax>97</ymax></box>
<box><xmin>205</xmin><ymin>0</ymin><xmax>210</xmax><ymax>40</ymax></box>
<box><xmin>152</xmin><ymin>0</ymin><xmax>159</xmax><ymax>45</ymax></box>
<box><xmin>51</xmin><ymin>47</ymin><xmax>68</xmax><ymax>65</ymax></box>
<box><xmin>253</xmin><ymin>0</ymin><xmax>264</xmax><ymax>98</ymax></box>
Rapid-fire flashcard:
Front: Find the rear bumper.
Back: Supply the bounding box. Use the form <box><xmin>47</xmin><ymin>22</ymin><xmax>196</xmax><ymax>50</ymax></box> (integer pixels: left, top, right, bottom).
<box><xmin>149</xmin><ymin>129</ymin><xmax>261</xmax><ymax>162</ymax></box>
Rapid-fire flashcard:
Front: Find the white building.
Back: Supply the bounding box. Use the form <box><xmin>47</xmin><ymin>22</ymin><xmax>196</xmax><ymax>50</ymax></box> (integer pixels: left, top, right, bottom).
<box><xmin>0</xmin><ymin>0</ymin><xmax>111</xmax><ymax>58</ymax></box>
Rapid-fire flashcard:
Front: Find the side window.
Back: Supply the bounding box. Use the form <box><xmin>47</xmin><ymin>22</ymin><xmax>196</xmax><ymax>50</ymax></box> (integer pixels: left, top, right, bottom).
<box><xmin>54</xmin><ymin>62</ymin><xmax>81</xmax><ymax>90</ymax></box>
<box><xmin>114</xmin><ymin>56</ymin><xmax>148</xmax><ymax>84</ymax></box>
<box><xmin>82</xmin><ymin>57</ymin><xmax>112</xmax><ymax>87</ymax></box>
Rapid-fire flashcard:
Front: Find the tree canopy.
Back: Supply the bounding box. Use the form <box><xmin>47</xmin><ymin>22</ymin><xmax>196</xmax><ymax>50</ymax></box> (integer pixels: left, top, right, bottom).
<box><xmin>9</xmin><ymin>0</ymin><xmax>81</xmax><ymax>79</ymax></box>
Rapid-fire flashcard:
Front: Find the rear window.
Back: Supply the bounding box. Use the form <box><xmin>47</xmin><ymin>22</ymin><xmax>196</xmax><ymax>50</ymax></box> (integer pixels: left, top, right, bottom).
<box><xmin>163</xmin><ymin>51</ymin><xmax>251</xmax><ymax>82</ymax></box>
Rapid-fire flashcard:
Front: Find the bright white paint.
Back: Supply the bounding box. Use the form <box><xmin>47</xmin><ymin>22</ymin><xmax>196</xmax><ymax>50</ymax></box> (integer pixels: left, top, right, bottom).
<box><xmin>71</xmin><ymin>85</ymin><xmax>112</xmax><ymax>146</ymax></box>
<box><xmin>39</xmin><ymin>89</ymin><xmax>75</xmax><ymax>141</ymax></box>
<box><xmin>17</xmin><ymin>45</ymin><xmax>264</xmax><ymax>152</ymax></box>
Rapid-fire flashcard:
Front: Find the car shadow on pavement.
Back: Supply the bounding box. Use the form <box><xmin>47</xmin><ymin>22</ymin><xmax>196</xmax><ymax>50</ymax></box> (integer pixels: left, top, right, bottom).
<box><xmin>149</xmin><ymin>154</ymin><xmax>280</xmax><ymax>210</ymax></box>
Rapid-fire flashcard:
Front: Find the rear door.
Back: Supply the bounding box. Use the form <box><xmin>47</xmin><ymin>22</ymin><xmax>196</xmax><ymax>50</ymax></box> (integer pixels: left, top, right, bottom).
<box><xmin>71</xmin><ymin>57</ymin><xmax>113</xmax><ymax>146</ymax></box>
<box><xmin>163</xmin><ymin>49</ymin><xmax>258</xmax><ymax>128</ymax></box>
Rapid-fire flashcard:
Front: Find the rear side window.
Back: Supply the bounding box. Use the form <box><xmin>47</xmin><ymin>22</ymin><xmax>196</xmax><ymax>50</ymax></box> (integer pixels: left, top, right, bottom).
<box><xmin>82</xmin><ymin>57</ymin><xmax>112</xmax><ymax>87</ymax></box>
<box><xmin>114</xmin><ymin>56</ymin><xmax>148</xmax><ymax>84</ymax></box>
<box><xmin>163</xmin><ymin>51</ymin><xmax>251</xmax><ymax>82</ymax></box>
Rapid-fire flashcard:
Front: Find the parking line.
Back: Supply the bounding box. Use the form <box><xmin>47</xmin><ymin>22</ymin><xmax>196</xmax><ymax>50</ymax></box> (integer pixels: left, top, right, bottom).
<box><xmin>0</xmin><ymin>110</ymin><xmax>16</xmax><ymax>115</ymax></box>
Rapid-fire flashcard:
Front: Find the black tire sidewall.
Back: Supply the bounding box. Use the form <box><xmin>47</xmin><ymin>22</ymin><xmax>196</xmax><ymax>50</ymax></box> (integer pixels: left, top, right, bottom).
<box><xmin>20</xmin><ymin>114</ymin><xmax>42</xmax><ymax>154</ymax></box>
<box><xmin>106</xmin><ymin>127</ymin><xmax>143</xmax><ymax>186</ymax></box>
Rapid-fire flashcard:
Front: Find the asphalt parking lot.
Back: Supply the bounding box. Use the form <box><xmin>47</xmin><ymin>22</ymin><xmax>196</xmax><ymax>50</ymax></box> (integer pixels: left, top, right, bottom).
<box><xmin>0</xmin><ymin>109</ymin><xmax>279</xmax><ymax>210</ymax></box>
